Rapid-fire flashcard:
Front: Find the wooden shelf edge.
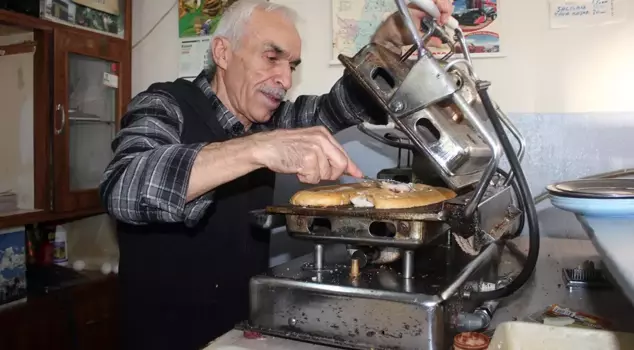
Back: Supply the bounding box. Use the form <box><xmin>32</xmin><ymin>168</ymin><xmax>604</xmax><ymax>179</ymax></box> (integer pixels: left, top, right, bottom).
<box><xmin>0</xmin><ymin>10</ymin><xmax>128</xmax><ymax>46</ymax></box>
<box><xmin>0</xmin><ymin>9</ymin><xmax>52</xmax><ymax>31</ymax></box>
<box><xmin>0</xmin><ymin>41</ymin><xmax>36</xmax><ymax>56</ymax></box>
<box><xmin>0</xmin><ymin>207</ymin><xmax>105</xmax><ymax>230</ymax></box>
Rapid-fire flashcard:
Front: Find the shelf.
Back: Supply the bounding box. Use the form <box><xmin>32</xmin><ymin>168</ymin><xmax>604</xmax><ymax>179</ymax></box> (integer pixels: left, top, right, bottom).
<box><xmin>0</xmin><ymin>9</ymin><xmax>53</xmax><ymax>32</ymax></box>
<box><xmin>0</xmin><ymin>209</ymin><xmax>45</xmax><ymax>229</ymax></box>
<box><xmin>0</xmin><ymin>9</ymin><xmax>127</xmax><ymax>46</ymax></box>
<box><xmin>0</xmin><ymin>207</ymin><xmax>105</xmax><ymax>230</ymax></box>
<box><xmin>0</xmin><ymin>41</ymin><xmax>36</xmax><ymax>56</ymax></box>
<box><xmin>69</xmin><ymin>117</ymin><xmax>115</xmax><ymax>124</ymax></box>
<box><xmin>68</xmin><ymin>111</ymin><xmax>115</xmax><ymax>124</ymax></box>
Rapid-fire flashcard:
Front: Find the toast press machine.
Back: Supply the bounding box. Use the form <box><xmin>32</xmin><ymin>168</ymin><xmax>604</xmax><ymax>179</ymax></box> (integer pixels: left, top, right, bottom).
<box><xmin>246</xmin><ymin>0</ymin><xmax>541</xmax><ymax>348</ymax></box>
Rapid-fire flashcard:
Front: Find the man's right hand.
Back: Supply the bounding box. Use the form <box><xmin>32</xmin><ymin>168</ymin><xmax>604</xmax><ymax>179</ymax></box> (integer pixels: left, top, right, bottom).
<box><xmin>250</xmin><ymin>126</ymin><xmax>363</xmax><ymax>184</ymax></box>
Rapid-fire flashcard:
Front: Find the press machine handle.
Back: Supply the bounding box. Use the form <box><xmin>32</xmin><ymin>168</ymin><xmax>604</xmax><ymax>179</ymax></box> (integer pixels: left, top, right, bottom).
<box><xmin>408</xmin><ymin>0</ymin><xmax>461</xmax><ymax>33</ymax></box>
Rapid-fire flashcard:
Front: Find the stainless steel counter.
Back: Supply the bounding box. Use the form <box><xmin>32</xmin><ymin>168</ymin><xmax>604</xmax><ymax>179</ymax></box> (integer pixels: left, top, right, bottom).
<box><xmin>493</xmin><ymin>237</ymin><xmax>634</xmax><ymax>333</ymax></box>
<box><xmin>205</xmin><ymin>237</ymin><xmax>634</xmax><ymax>349</ymax></box>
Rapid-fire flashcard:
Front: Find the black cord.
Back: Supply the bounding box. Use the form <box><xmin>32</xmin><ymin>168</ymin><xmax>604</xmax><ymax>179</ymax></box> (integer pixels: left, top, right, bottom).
<box><xmin>470</xmin><ymin>84</ymin><xmax>540</xmax><ymax>302</ymax></box>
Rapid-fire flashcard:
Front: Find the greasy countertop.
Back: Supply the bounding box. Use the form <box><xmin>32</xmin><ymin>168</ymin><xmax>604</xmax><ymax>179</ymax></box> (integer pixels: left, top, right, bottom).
<box><xmin>204</xmin><ymin>237</ymin><xmax>634</xmax><ymax>349</ymax></box>
<box><xmin>492</xmin><ymin>236</ymin><xmax>634</xmax><ymax>332</ymax></box>
<box><xmin>576</xmin><ymin>217</ymin><xmax>634</xmax><ymax>308</ymax></box>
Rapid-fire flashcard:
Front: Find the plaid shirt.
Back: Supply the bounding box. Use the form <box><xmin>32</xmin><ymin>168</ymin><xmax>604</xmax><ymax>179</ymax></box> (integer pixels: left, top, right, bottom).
<box><xmin>99</xmin><ymin>69</ymin><xmax>378</xmax><ymax>227</ymax></box>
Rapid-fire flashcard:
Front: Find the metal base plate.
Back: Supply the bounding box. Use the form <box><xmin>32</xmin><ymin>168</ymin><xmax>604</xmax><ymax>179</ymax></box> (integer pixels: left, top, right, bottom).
<box><xmin>247</xmin><ymin>239</ymin><xmax>498</xmax><ymax>350</ymax></box>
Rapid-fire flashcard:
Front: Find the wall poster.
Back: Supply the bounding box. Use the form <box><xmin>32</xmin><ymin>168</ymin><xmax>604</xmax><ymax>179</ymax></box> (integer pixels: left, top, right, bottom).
<box><xmin>177</xmin><ymin>0</ymin><xmax>245</xmax><ymax>78</ymax></box>
<box><xmin>331</xmin><ymin>0</ymin><xmax>503</xmax><ymax>64</ymax></box>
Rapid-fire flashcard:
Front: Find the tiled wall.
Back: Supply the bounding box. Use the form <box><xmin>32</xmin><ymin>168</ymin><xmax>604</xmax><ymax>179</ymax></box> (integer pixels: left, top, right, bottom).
<box><xmin>271</xmin><ymin>112</ymin><xmax>634</xmax><ymax>265</ymax></box>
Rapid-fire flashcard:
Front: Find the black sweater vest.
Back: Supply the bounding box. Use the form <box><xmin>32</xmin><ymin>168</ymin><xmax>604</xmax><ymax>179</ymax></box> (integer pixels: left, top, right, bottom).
<box><xmin>117</xmin><ymin>79</ymin><xmax>275</xmax><ymax>350</ymax></box>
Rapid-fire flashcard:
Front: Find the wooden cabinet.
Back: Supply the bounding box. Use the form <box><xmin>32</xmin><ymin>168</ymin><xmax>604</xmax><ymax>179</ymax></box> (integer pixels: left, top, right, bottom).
<box><xmin>0</xmin><ymin>275</ymin><xmax>120</xmax><ymax>350</ymax></box>
<box><xmin>52</xmin><ymin>29</ymin><xmax>130</xmax><ymax>212</ymax></box>
<box><xmin>0</xmin><ymin>295</ymin><xmax>70</xmax><ymax>350</ymax></box>
<box><xmin>0</xmin><ymin>1</ymin><xmax>132</xmax><ymax>228</ymax></box>
<box><xmin>71</xmin><ymin>276</ymin><xmax>121</xmax><ymax>350</ymax></box>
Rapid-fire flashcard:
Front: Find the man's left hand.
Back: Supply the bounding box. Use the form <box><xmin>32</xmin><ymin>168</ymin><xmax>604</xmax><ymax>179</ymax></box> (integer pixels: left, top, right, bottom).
<box><xmin>371</xmin><ymin>0</ymin><xmax>454</xmax><ymax>52</ymax></box>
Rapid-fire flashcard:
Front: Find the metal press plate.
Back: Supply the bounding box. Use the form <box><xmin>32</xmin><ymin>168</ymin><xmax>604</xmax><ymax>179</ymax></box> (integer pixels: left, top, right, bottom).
<box><xmin>547</xmin><ymin>179</ymin><xmax>634</xmax><ymax>199</ymax></box>
<box><xmin>266</xmin><ymin>203</ymin><xmax>445</xmax><ymax>221</ymax></box>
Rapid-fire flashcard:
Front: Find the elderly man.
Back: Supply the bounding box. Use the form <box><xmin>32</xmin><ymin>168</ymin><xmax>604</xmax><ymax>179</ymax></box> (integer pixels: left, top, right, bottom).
<box><xmin>100</xmin><ymin>0</ymin><xmax>453</xmax><ymax>349</ymax></box>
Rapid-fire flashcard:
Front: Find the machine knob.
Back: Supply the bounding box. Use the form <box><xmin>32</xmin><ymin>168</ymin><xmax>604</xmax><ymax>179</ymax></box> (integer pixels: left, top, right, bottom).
<box><xmin>350</xmin><ymin>258</ymin><xmax>360</xmax><ymax>278</ymax></box>
<box><xmin>351</xmin><ymin>250</ymin><xmax>368</xmax><ymax>268</ymax></box>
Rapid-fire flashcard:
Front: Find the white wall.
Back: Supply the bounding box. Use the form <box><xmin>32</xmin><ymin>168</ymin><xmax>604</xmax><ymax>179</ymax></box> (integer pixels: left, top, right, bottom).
<box><xmin>132</xmin><ymin>0</ymin><xmax>634</xmax><ymax>113</ymax></box>
<box><xmin>0</xmin><ymin>32</ymin><xmax>35</xmax><ymax>210</ymax></box>
<box><xmin>131</xmin><ymin>1</ymin><xmax>181</xmax><ymax>95</ymax></box>
<box><xmin>280</xmin><ymin>0</ymin><xmax>634</xmax><ymax>114</ymax></box>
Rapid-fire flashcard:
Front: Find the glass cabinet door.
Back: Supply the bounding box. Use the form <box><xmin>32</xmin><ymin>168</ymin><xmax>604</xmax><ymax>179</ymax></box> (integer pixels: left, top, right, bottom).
<box><xmin>67</xmin><ymin>54</ymin><xmax>117</xmax><ymax>191</ymax></box>
<box><xmin>53</xmin><ymin>29</ymin><xmax>129</xmax><ymax>212</ymax></box>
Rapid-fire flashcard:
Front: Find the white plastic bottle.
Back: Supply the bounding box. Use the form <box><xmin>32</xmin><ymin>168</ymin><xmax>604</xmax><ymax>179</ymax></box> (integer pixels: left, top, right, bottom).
<box><xmin>52</xmin><ymin>226</ymin><xmax>68</xmax><ymax>267</ymax></box>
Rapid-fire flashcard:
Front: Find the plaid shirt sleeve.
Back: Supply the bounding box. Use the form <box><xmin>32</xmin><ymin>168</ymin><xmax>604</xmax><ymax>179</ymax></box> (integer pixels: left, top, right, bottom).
<box><xmin>100</xmin><ymin>73</ymin><xmax>380</xmax><ymax>227</ymax></box>
<box><xmin>266</xmin><ymin>73</ymin><xmax>387</xmax><ymax>132</ymax></box>
<box><xmin>99</xmin><ymin>92</ymin><xmax>213</xmax><ymax>227</ymax></box>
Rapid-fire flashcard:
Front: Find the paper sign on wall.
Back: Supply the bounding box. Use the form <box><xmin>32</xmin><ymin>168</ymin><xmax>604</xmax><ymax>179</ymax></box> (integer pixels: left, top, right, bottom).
<box><xmin>549</xmin><ymin>0</ymin><xmax>626</xmax><ymax>29</ymax></box>
<box><xmin>178</xmin><ymin>37</ymin><xmax>211</xmax><ymax>78</ymax></box>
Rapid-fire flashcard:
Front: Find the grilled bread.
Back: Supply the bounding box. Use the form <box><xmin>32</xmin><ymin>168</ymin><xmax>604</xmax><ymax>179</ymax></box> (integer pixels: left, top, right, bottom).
<box><xmin>290</xmin><ymin>181</ymin><xmax>455</xmax><ymax>209</ymax></box>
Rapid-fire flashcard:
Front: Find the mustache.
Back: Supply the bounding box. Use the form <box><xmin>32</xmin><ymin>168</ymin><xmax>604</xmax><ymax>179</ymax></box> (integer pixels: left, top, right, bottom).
<box><xmin>259</xmin><ymin>85</ymin><xmax>286</xmax><ymax>100</ymax></box>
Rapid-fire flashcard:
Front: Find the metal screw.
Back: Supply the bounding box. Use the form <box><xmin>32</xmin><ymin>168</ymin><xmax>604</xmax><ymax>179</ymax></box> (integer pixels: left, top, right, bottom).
<box><xmin>288</xmin><ymin>317</ymin><xmax>297</xmax><ymax>327</ymax></box>
<box><xmin>391</xmin><ymin>101</ymin><xmax>404</xmax><ymax>112</ymax></box>
<box><xmin>461</xmin><ymin>289</ymin><xmax>471</xmax><ymax>299</ymax></box>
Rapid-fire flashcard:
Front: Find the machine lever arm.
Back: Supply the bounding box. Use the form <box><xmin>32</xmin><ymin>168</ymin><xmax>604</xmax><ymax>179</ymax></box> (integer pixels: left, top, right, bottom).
<box><xmin>407</xmin><ymin>0</ymin><xmax>461</xmax><ymax>33</ymax></box>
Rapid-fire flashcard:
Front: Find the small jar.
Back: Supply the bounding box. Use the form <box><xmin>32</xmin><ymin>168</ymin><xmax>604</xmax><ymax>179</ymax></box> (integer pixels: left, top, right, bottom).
<box><xmin>453</xmin><ymin>332</ymin><xmax>491</xmax><ymax>350</ymax></box>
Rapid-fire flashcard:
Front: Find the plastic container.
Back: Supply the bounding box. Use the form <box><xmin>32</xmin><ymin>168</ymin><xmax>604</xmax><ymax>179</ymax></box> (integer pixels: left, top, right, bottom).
<box><xmin>488</xmin><ymin>321</ymin><xmax>634</xmax><ymax>350</ymax></box>
<box><xmin>52</xmin><ymin>226</ymin><xmax>68</xmax><ymax>266</ymax></box>
<box><xmin>454</xmin><ymin>332</ymin><xmax>490</xmax><ymax>350</ymax></box>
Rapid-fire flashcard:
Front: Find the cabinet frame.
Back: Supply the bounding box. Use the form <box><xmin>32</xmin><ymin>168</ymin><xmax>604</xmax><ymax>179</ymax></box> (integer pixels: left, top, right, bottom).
<box><xmin>52</xmin><ymin>30</ymin><xmax>130</xmax><ymax>213</ymax></box>
<box><xmin>0</xmin><ymin>1</ymin><xmax>132</xmax><ymax>228</ymax></box>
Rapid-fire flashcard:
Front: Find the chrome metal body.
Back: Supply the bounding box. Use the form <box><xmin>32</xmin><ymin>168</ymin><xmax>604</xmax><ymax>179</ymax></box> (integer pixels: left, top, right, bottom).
<box><xmin>244</xmin><ymin>2</ymin><xmax>529</xmax><ymax>349</ymax></box>
<box><xmin>246</xmin><ymin>186</ymin><xmax>520</xmax><ymax>349</ymax></box>
<box><xmin>245</xmin><ymin>243</ymin><xmax>500</xmax><ymax>350</ymax></box>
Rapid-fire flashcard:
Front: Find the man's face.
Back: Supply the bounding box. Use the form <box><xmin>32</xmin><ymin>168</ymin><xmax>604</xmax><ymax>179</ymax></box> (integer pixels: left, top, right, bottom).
<box><xmin>217</xmin><ymin>9</ymin><xmax>301</xmax><ymax>124</ymax></box>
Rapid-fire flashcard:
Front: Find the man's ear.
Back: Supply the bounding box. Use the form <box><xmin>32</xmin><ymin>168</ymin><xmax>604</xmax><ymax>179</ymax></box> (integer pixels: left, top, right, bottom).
<box><xmin>211</xmin><ymin>37</ymin><xmax>232</xmax><ymax>70</ymax></box>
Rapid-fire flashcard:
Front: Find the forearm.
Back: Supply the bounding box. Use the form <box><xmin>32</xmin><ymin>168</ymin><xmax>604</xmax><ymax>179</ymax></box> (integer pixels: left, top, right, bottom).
<box><xmin>328</xmin><ymin>72</ymin><xmax>389</xmax><ymax>127</ymax></box>
<box><xmin>369</xmin><ymin>15</ymin><xmax>405</xmax><ymax>55</ymax></box>
<box><xmin>185</xmin><ymin>138</ymin><xmax>263</xmax><ymax>202</ymax></box>
<box><xmin>100</xmin><ymin>143</ymin><xmax>210</xmax><ymax>226</ymax></box>
<box><xmin>99</xmin><ymin>92</ymin><xmax>239</xmax><ymax>227</ymax></box>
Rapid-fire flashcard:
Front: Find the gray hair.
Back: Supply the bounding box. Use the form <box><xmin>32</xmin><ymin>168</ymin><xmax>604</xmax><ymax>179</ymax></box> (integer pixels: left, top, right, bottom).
<box><xmin>208</xmin><ymin>0</ymin><xmax>298</xmax><ymax>77</ymax></box>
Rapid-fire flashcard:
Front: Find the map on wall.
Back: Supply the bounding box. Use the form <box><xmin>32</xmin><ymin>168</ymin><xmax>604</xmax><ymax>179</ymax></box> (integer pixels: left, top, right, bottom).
<box><xmin>331</xmin><ymin>0</ymin><xmax>502</xmax><ymax>63</ymax></box>
<box><xmin>331</xmin><ymin>0</ymin><xmax>396</xmax><ymax>63</ymax></box>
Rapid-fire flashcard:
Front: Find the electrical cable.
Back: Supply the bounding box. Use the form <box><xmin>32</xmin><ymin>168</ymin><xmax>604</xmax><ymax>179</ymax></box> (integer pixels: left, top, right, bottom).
<box><xmin>470</xmin><ymin>84</ymin><xmax>540</xmax><ymax>302</ymax></box>
<box><xmin>132</xmin><ymin>0</ymin><xmax>178</xmax><ymax>50</ymax></box>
